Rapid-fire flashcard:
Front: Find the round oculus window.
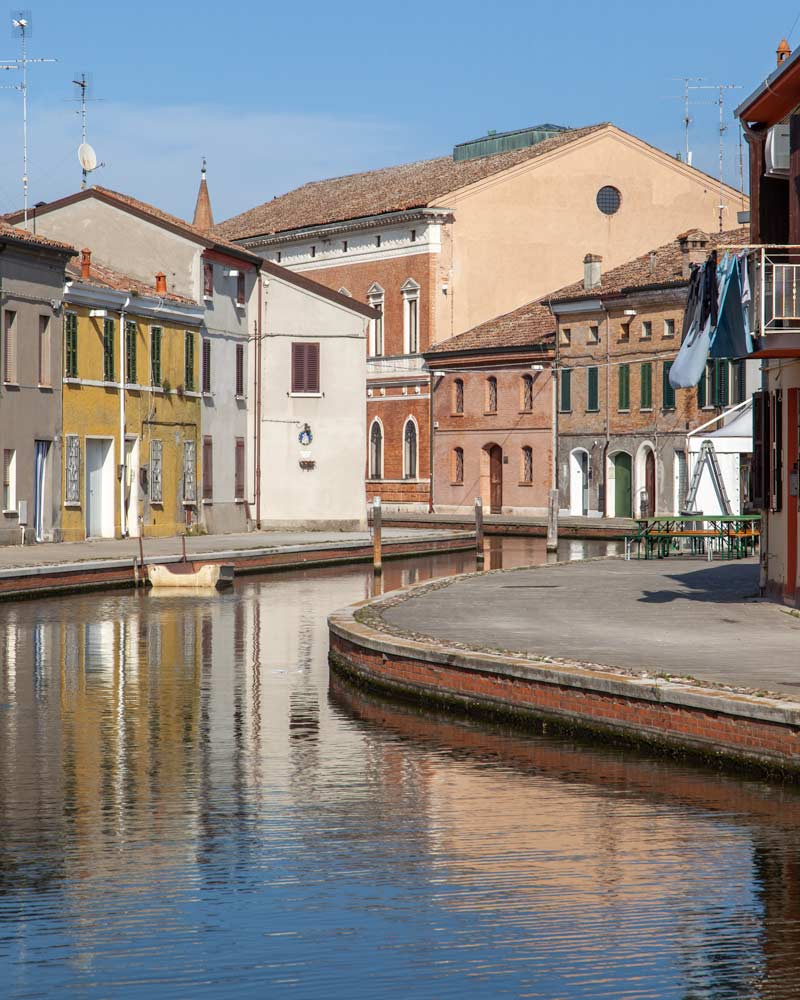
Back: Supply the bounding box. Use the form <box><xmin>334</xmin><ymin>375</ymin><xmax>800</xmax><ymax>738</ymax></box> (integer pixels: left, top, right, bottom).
<box><xmin>596</xmin><ymin>185</ymin><xmax>621</xmax><ymax>215</ymax></box>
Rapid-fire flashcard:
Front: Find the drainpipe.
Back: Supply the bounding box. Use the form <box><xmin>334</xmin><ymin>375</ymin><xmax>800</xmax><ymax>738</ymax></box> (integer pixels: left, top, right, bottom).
<box><xmin>428</xmin><ymin>367</ymin><xmax>435</xmax><ymax>512</ymax></box>
<box><xmin>119</xmin><ymin>296</ymin><xmax>130</xmax><ymax>536</ymax></box>
<box><xmin>602</xmin><ymin>303</ymin><xmax>611</xmax><ymax>516</ymax></box>
<box><xmin>255</xmin><ymin>272</ymin><xmax>265</xmax><ymax>529</ymax></box>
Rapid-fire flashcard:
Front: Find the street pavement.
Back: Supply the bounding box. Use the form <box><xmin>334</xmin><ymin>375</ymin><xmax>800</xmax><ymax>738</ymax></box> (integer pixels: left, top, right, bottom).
<box><xmin>382</xmin><ymin>558</ymin><xmax>800</xmax><ymax>696</ymax></box>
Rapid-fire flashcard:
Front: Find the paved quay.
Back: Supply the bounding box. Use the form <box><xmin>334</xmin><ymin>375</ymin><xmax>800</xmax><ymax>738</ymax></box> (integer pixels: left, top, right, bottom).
<box><xmin>0</xmin><ymin>527</ymin><xmax>474</xmax><ymax>599</ymax></box>
<box><xmin>382</xmin><ymin>558</ymin><xmax>800</xmax><ymax>694</ymax></box>
<box><xmin>384</xmin><ymin>510</ymin><xmax>637</xmax><ymax>539</ymax></box>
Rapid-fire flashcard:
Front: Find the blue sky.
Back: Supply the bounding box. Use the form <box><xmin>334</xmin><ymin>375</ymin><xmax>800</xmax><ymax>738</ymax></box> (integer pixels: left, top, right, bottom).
<box><xmin>1</xmin><ymin>0</ymin><xmax>798</xmax><ymax>223</ymax></box>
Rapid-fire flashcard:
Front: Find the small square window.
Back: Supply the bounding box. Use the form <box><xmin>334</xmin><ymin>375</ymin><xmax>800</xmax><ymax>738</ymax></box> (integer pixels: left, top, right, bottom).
<box><xmin>620</xmin><ymin>322</ymin><xmax>630</xmax><ymax>342</ymax></box>
<box><xmin>342</xmin><ymin>240</ymin><xmax>348</xmax><ymax>253</ymax></box>
<box><xmin>641</xmin><ymin>320</ymin><xmax>652</xmax><ymax>340</ymax></box>
<box><xmin>560</xmin><ymin>327</ymin><xmax>571</xmax><ymax>346</ymax></box>
<box><xmin>664</xmin><ymin>318</ymin><xmax>675</xmax><ymax>338</ymax></box>
<box><xmin>588</xmin><ymin>324</ymin><xmax>599</xmax><ymax>344</ymax></box>
<box><xmin>410</xmin><ymin>229</ymin><xmax>416</xmax><ymax>242</ymax></box>
<box><xmin>310</xmin><ymin>245</ymin><xmax>316</xmax><ymax>258</ymax></box>
<box><xmin>376</xmin><ymin>235</ymin><xmax>381</xmax><ymax>248</ymax></box>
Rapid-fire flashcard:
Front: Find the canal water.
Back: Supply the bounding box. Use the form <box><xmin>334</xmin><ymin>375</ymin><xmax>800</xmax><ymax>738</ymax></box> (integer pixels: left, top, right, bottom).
<box><xmin>1</xmin><ymin>536</ymin><xmax>798</xmax><ymax>999</ymax></box>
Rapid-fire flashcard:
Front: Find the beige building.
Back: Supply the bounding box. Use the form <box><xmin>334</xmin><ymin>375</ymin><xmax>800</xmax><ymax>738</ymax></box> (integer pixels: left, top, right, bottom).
<box><xmin>220</xmin><ymin>122</ymin><xmax>746</xmax><ymax>509</ymax></box>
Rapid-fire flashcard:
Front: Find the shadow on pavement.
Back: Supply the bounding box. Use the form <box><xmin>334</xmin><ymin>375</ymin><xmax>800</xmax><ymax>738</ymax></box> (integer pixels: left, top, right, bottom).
<box><xmin>637</xmin><ymin>561</ymin><xmax>760</xmax><ymax>605</ymax></box>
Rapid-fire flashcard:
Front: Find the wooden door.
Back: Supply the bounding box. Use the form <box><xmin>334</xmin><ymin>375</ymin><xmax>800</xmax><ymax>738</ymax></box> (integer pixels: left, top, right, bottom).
<box><xmin>645</xmin><ymin>450</ymin><xmax>656</xmax><ymax>517</ymax></box>
<box><xmin>489</xmin><ymin>445</ymin><xmax>503</xmax><ymax>513</ymax></box>
<box><xmin>614</xmin><ymin>453</ymin><xmax>632</xmax><ymax>518</ymax></box>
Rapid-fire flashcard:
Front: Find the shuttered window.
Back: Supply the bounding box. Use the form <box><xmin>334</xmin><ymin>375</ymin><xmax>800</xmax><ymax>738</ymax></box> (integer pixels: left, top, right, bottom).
<box><xmin>3</xmin><ymin>310</ymin><xmax>17</xmax><ymax>383</ymax></box>
<box><xmin>587</xmin><ymin>366</ymin><xmax>599</xmax><ymax>411</ymax></box>
<box><xmin>234</xmin><ymin>437</ymin><xmax>245</xmax><ymax>500</ymax></box>
<box><xmin>618</xmin><ymin>364</ymin><xmax>630</xmax><ymax>411</ymax></box>
<box><xmin>126</xmin><ymin>321</ymin><xmax>137</xmax><ymax>384</ymax></box>
<box><xmin>184</xmin><ymin>331</ymin><xmax>195</xmax><ymax>391</ymax></box>
<box><xmin>236</xmin><ymin>273</ymin><xmax>245</xmax><ymax>306</ymax></box>
<box><xmin>640</xmin><ymin>362</ymin><xmax>652</xmax><ymax>409</ymax></box>
<box><xmin>103</xmin><ymin>318</ymin><xmax>115</xmax><ymax>382</ymax></box>
<box><xmin>560</xmin><ymin>368</ymin><xmax>571</xmax><ymax>412</ymax></box>
<box><xmin>2</xmin><ymin>449</ymin><xmax>15</xmax><ymax>511</ymax></box>
<box><xmin>291</xmin><ymin>342</ymin><xmax>320</xmax><ymax>393</ymax></box>
<box><xmin>712</xmin><ymin>360</ymin><xmax>729</xmax><ymax>407</ymax></box>
<box><xmin>752</xmin><ymin>390</ymin><xmax>783</xmax><ymax>512</ymax></box>
<box><xmin>202</xmin><ymin>338</ymin><xmax>211</xmax><ymax>393</ymax></box>
<box><xmin>732</xmin><ymin>359</ymin><xmax>747</xmax><ymax>404</ymax></box>
<box><xmin>150</xmin><ymin>327</ymin><xmax>162</xmax><ymax>386</ymax></box>
<box><xmin>235</xmin><ymin>343</ymin><xmax>244</xmax><ymax>397</ymax></box>
<box><xmin>202</xmin><ymin>436</ymin><xmax>213</xmax><ymax>500</ymax></box>
<box><xmin>38</xmin><ymin>316</ymin><xmax>51</xmax><ymax>386</ymax></box>
<box><xmin>65</xmin><ymin>313</ymin><xmax>78</xmax><ymax>378</ymax></box>
<box><xmin>697</xmin><ymin>365</ymin><xmax>707</xmax><ymax>408</ymax></box>
<box><xmin>662</xmin><ymin>361</ymin><xmax>675</xmax><ymax>410</ymax></box>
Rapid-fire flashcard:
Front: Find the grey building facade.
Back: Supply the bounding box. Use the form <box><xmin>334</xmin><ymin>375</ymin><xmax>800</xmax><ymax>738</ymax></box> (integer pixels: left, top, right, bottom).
<box><xmin>0</xmin><ymin>225</ymin><xmax>75</xmax><ymax>545</ymax></box>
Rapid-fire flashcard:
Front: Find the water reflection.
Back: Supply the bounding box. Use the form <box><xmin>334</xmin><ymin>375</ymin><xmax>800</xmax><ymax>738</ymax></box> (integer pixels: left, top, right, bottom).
<box><xmin>0</xmin><ymin>537</ymin><xmax>797</xmax><ymax>999</ymax></box>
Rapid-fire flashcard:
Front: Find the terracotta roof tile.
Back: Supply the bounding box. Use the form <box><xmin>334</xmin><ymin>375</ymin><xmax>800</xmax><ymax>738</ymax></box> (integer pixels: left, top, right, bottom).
<box><xmin>217</xmin><ymin>125</ymin><xmax>608</xmax><ymax>240</ymax></box>
<box><xmin>549</xmin><ymin>226</ymin><xmax>749</xmax><ymax>303</ymax></box>
<box><xmin>66</xmin><ymin>257</ymin><xmax>198</xmax><ymax>306</ymax></box>
<box><xmin>425</xmin><ymin>300</ymin><xmax>556</xmax><ymax>356</ymax></box>
<box><xmin>0</xmin><ymin>220</ymin><xmax>76</xmax><ymax>255</ymax></box>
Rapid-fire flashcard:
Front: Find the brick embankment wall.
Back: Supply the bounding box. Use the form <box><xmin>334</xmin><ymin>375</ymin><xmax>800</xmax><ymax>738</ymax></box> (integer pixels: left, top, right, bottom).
<box><xmin>328</xmin><ymin>597</ymin><xmax>800</xmax><ymax>776</ymax></box>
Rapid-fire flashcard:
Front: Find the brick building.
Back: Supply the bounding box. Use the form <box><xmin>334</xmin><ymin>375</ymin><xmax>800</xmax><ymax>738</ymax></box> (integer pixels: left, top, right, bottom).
<box><xmin>549</xmin><ymin>229</ymin><xmax>754</xmax><ymax>518</ymax></box>
<box><xmin>424</xmin><ymin>303</ymin><xmax>555</xmax><ymax>513</ymax></box>
<box><xmin>219</xmin><ymin>122</ymin><xmax>743</xmax><ymax>509</ymax></box>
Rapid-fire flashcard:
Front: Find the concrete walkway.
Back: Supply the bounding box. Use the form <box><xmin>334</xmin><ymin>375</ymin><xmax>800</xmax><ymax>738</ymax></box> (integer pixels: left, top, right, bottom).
<box><xmin>382</xmin><ymin>558</ymin><xmax>800</xmax><ymax>696</ymax></box>
<box><xmin>0</xmin><ymin>527</ymin><xmax>456</xmax><ymax>571</ymax></box>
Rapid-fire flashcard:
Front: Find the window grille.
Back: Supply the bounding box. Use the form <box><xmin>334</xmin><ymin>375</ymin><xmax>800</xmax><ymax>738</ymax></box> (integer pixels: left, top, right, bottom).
<box><xmin>150</xmin><ymin>439</ymin><xmax>163</xmax><ymax>503</ymax></box>
<box><xmin>65</xmin><ymin>435</ymin><xmax>80</xmax><ymax>504</ymax></box>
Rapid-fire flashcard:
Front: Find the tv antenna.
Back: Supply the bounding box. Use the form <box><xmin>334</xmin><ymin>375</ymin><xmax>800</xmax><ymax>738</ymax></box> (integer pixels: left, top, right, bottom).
<box><xmin>692</xmin><ymin>83</ymin><xmax>742</xmax><ymax>231</ymax></box>
<box><xmin>0</xmin><ymin>11</ymin><xmax>56</xmax><ymax>224</ymax></box>
<box><xmin>669</xmin><ymin>76</ymin><xmax>704</xmax><ymax>164</ymax></box>
<box><xmin>70</xmin><ymin>72</ymin><xmax>104</xmax><ymax>188</ymax></box>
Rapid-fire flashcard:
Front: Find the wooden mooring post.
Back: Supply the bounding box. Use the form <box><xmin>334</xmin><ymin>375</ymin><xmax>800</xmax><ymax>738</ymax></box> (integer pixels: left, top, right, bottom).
<box><xmin>372</xmin><ymin>496</ymin><xmax>382</xmax><ymax>576</ymax></box>
<box><xmin>546</xmin><ymin>489</ymin><xmax>559</xmax><ymax>553</ymax></box>
<box><xmin>475</xmin><ymin>497</ymin><xmax>484</xmax><ymax>565</ymax></box>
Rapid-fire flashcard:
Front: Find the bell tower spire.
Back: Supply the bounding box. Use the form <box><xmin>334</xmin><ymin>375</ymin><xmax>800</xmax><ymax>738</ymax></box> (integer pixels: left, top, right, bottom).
<box><xmin>192</xmin><ymin>157</ymin><xmax>214</xmax><ymax>232</ymax></box>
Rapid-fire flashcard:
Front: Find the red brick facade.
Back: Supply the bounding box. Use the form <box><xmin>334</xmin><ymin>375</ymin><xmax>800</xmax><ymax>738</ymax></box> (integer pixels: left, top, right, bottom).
<box><xmin>366</xmin><ymin>391</ymin><xmax>430</xmax><ymax>507</ymax></box>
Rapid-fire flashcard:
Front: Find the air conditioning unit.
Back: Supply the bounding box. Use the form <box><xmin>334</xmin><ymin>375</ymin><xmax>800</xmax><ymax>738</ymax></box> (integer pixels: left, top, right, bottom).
<box><xmin>766</xmin><ymin>123</ymin><xmax>791</xmax><ymax>178</ymax></box>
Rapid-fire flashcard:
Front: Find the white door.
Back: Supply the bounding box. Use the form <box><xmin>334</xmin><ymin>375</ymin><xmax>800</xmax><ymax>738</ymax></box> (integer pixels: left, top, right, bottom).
<box><xmin>86</xmin><ymin>439</ymin><xmax>111</xmax><ymax>538</ymax></box>
<box><xmin>569</xmin><ymin>451</ymin><xmax>589</xmax><ymax>516</ymax></box>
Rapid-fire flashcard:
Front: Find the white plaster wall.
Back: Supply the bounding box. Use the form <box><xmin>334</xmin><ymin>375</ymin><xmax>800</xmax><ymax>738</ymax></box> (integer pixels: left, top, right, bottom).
<box><xmin>255</xmin><ymin>275</ymin><xmax>367</xmax><ymax>528</ymax></box>
<box><xmin>26</xmin><ymin>199</ymin><xmax>199</xmax><ymax>298</ymax></box>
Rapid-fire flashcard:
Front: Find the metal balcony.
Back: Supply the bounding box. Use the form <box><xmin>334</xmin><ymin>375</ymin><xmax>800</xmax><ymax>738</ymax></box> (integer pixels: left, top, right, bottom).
<box><xmin>750</xmin><ymin>247</ymin><xmax>800</xmax><ymax>344</ymax></box>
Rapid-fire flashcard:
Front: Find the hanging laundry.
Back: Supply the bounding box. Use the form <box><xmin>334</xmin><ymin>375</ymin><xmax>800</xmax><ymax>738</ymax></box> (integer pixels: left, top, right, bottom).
<box><xmin>709</xmin><ymin>252</ymin><xmax>753</xmax><ymax>360</ymax></box>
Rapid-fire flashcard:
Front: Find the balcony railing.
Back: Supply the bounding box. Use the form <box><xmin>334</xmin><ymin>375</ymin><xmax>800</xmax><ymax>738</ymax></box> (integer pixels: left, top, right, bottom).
<box><xmin>748</xmin><ymin>246</ymin><xmax>800</xmax><ymax>340</ymax></box>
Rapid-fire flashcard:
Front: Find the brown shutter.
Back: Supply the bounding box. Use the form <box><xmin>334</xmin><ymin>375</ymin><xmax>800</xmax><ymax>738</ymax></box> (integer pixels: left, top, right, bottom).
<box><xmin>234</xmin><ymin>438</ymin><xmax>245</xmax><ymax>499</ymax></box>
<box><xmin>773</xmin><ymin>389</ymin><xmax>783</xmax><ymax>512</ymax></box>
<box><xmin>291</xmin><ymin>342</ymin><xmax>320</xmax><ymax>393</ymax></box>
<box><xmin>202</xmin><ymin>436</ymin><xmax>213</xmax><ymax>500</ymax></box>
<box><xmin>752</xmin><ymin>390</ymin><xmax>767</xmax><ymax>509</ymax></box>
<box><xmin>3</xmin><ymin>311</ymin><xmax>17</xmax><ymax>383</ymax></box>
<box><xmin>39</xmin><ymin>316</ymin><xmax>51</xmax><ymax>386</ymax></box>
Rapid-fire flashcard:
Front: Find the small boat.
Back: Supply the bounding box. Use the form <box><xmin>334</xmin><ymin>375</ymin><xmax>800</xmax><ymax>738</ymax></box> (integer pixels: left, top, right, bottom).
<box><xmin>147</xmin><ymin>562</ymin><xmax>235</xmax><ymax>590</ymax></box>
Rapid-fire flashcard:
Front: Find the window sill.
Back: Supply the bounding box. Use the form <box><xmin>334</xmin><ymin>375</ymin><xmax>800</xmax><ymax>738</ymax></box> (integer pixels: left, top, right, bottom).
<box><xmin>559</xmin><ymin>409</ymin><xmax>572</xmax><ymax>415</ymax></box>
<box><xmin>64</xmin><ymin>502</ymin><xmax>81</xmax><ymax>509</ymax></box>
<box><xmin>2</xmin><ymin>509</ymin><xmax>18</xmax><ymax>517</ymax></box>
<box><xmin>201</xmin><ymin>499</ymin><xmax>213</xmax><ymax>505</ymax></box>
<box><xmin>450</xmin><ymin>481</ymin><xmax>464</xmax><ymax>487</ymax></box>
<box><xmin>483</xmin><ymin>411</ymin><xmax>498</xmax><ymax>416</ymax></box>
<box><xmin>662</xmin><ymin>407</ymin><xmax>676</xmax><ymax>413</ymax></box>
<box><xmin>235</xmin><ymin>497</ymin><xmax>245</xmax><ymax>503</ymax></box>
<box><xmin>641</xmin><ymin>407</ymin><xmax>653</xmax><ymax>413</ymax></box>
<box><xmin>450</xmin><ymin>412</ymin><xmax>464</xmax><ymax>417</ymax></box>
<box><xmin>585</xmin><ymin>408</ymin><xmax>600</xmax><ymax>413</ymax></box>
<box><xmin>204</xmin><ymin>295</ymin><xmax>213</xmax><ymax>303</ymax></box>
<box><xmin>150</xmin><ymin>502</ymin><xmax>163</xmax><ymax>508</ymax></box>
<box><xmin>290</xmin><ymin>391</ymin><xmax>322</xmax><ymax>398</ymax></box>
<box><xmin>235</xmin><ymin>394</ymin><xmax>246</xmax><ymax>402</ymax></box>
<box><xmin>182</xmin><ymin>501</ymin><xmax>196</xmax><ymax>507</ymax></box>
<box><xmin>618</xmin><ymin>408</ymin><xmax>631</xmax><ymax>413</ymax></box>
<box><xmin>235</xmin><ymin>302</ymin><xmax>246</xmax><ymax>310</ymax></box>
<box><xmin>38</xmin><ymin>383</ymin><xmax>53</xmax><ymax>391</ymax></box>
<box><xmin>518</xmin><ymin>409</ymin><xmax>533</xmax><ymax>415</ymax></box>
<box><xmin>64</xmin><ymin>377</ymin><xmax>80</xmax><ymax>384</ymax></box>
<box><xmin>517</xmin><ymin>482</ymin><xmax>533</xmax><ymax>487</ymax></box>
<box><xmin>3</xmin><ymin>382</ymin><xmax>19</xmax><ymax>388</ymax></box>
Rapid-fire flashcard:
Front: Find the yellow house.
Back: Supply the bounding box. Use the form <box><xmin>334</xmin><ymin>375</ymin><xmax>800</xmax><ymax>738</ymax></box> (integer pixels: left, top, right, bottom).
<box><xmin>62</xmin><ymin>251</ymin><xmax>204</xmax><ymax>540</ymax></box>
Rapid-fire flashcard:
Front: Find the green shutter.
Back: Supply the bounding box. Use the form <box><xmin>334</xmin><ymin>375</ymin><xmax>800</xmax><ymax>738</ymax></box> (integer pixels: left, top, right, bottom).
<box><xmin>640</xmin><ymin>362</ymin><xmax>652</xmax><ymax>409</ymax></box>
<box><xmin>560</xmin><ymin>368</ymin><xmax>571</xmax><ymax>412</ymax></box>
<box><xmin>103</xmin><ymin>318</ymin><xmax>115</xmax><ymax>382</ymax></box>
<box><xmin>618</xmin><ymin>364</ymin><xmax>630</xmax><ymax>411</ymax></box>
<box><xmin>662</xmin><ymin>361</ymin><xmax>675</xmax><ymax>410</ymax></box>
<box><xmin>714</xmin><ymin>360</ymin><xmax>729</xmax><ymax>407</ymax></box>
<box><xmin>587</xmin><ymin>366</ymin><xmax>598</xmax><ymax>411</ymax></box>
<box><xmin>125</xmin><ymin>321</ymin><xmax>137</xmax><ymax>384</ymax></box>
<box><xmin>151</xmin><ymin>327</ymin><xmax>162</xmax><ymax>385</ymax></box>
<box><xmin>65</xmin><ymin>313</ymin><xmax>78</xmax><ymax>377</ymax></box>
<box><xmin>185</xmin><ymin>331</ymin><xmax>195</xmax><ymax>391</ymax></box>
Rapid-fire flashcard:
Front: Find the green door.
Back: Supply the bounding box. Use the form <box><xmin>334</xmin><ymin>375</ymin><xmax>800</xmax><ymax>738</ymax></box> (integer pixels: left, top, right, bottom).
<box><xmin>614</xmin><ymin>453</ymin><xmax>632</xmax><ymax>518</ymax></box>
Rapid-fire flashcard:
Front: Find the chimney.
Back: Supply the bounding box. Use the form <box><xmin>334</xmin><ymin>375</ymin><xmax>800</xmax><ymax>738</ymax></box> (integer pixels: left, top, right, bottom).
<box><xmin>678</xmin><ymin>230</ymin><xmax>709</xmax><ymax>279</ymax></box>
<box><xmin>155</xmin><ymin>272</ymin><xmax>167</xmax><ymax>294</ymax></box>
<box><xmin>649</xmin><ymin>251</ymin><xmax>658</xmax><ymax>276</ymax></box>
<box><xmin>80</xmin><ymin>247</ymin><xmax>91</xmax><ymax>279</ymax></box>
<box><xmin>778</xmin><ymin>38</ymin><xmax>791</xmax><ymax>66</ymax></box>
<box><xmin>583</xmin><ymin>253</ymin><xmax>602</xmax><ymax>291</ymax></box>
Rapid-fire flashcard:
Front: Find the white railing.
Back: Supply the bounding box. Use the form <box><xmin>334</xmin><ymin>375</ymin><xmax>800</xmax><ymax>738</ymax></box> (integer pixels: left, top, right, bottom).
<box><xmin>750</xmin><ymin>247</ymin><xmax>800</xmax><ymax>338</ymax></box>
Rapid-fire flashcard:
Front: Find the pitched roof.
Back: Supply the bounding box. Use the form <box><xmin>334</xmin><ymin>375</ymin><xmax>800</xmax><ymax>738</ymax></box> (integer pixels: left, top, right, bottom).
<box><xmin>66</xmin><ymin>256</ymin><xmax>198</xmax><ymax>306</ymax></box>
<box><xmin>0</xmin><ymin>219</ymin><xmax>76</xmax><ymax>255</ymax></box>
<box><xmin>549</xmin><ymin>226</ymin><xmax>749</xmax><ymax>303</ymax></box>
<box><xmin>5</xmin><ymin>187</ymin><xmax>260</xmax><ymax>263</ymax></box>
<box><xmin>216</xmin><ymin>124</ymin><xmax>608</xmax><ymax>240</ymax></box>
<box><xmin>425</xmin><ymin>300</ymin><xmax>556</xmax><ymax>357</ymax></box>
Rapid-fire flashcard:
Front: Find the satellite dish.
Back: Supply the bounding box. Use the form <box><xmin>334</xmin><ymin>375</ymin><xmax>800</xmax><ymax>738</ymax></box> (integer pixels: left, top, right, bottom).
<box><xmin>78</xmin><ymin>142</ymin><xmax>97</xmax><ymax>172</ymax></box>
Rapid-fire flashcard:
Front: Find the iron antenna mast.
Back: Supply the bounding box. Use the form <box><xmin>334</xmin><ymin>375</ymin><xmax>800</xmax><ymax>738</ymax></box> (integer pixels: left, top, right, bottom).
<box><xmin>0</xmin><ymin>12</ymin><xmax>56</xmax><ymax>225</ymax></box>
<box><xmin>69</xmin><ymin>72</ymin><xmax>102</xmax><ymax>188</ymax></box>
<box><xmin>669</xmin><ymin>77</ymin><xmax>704</xmax><ymax>164</ymax></box>
<box><xmin>691</xmin><ymin>82</ymin><xmax>742</xmax><ymax>231</ymax></box>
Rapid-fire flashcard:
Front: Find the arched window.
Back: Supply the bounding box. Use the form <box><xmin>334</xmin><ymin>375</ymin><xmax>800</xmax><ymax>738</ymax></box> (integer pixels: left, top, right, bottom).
<box><xmin>453</xmin><ymin>378</ymin><xmax>464</xmax><ymax>414</ymax></box>
<box><xmin>403</xmin><ymin>419</ymin><xmax>417</xmax><ymax>480</ymax></box>
<box><xmin>521</xmin><ymin>374</ymin><xmax>533</xmax><ymax>412</ymax></box>
<box><xmin>369</xmin><ymin>421</ymin><xmax>383</xmax><ymax>480</ymax></box>
<box><xmin>453</xmin><ymin>447</ymin><xmax>464</xmax><ymax>484</ymax></box>
<box><xmin>486</xmin><ymin>376</ymin><xmax>497</xmax><ymax>413</ymax></box>
<box><xmin>367</xmin><ymin>282</ymin><xmax>384</xmax><ymax>357</ymax></box>
<box><xmin>521</xmin><ymin>446</ymin><xmax>533</xmax><ymax>484</ymax></box>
